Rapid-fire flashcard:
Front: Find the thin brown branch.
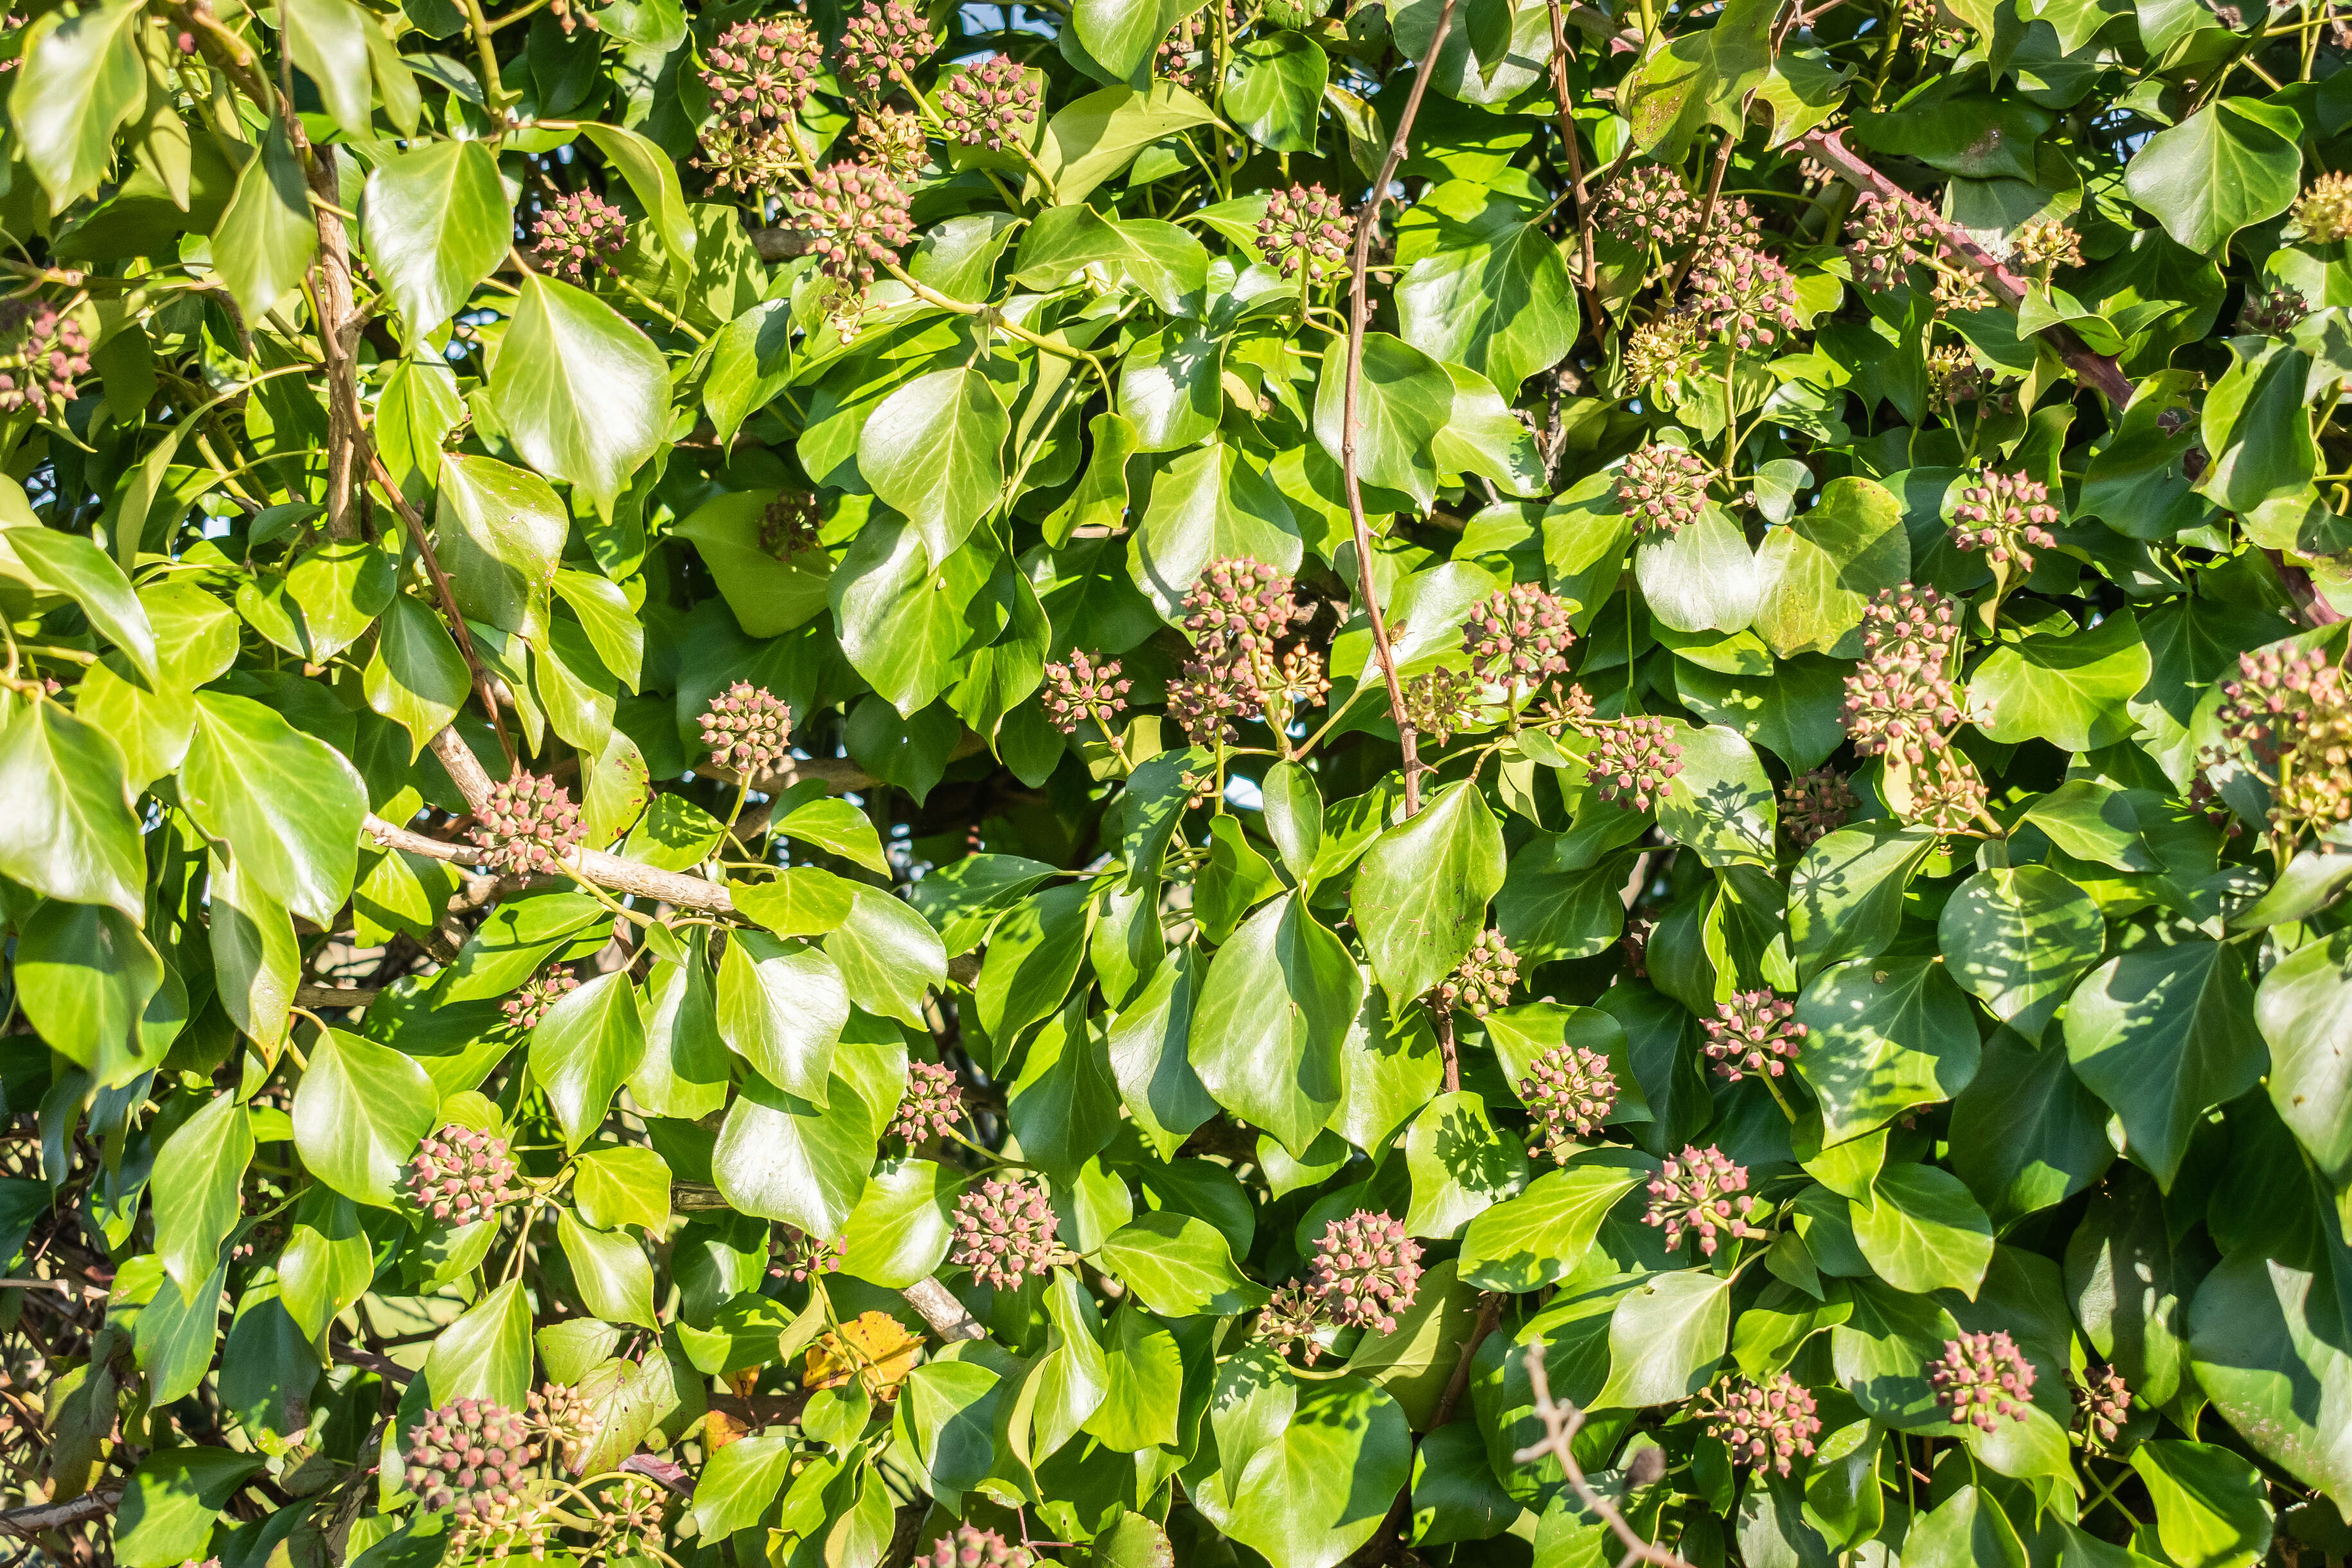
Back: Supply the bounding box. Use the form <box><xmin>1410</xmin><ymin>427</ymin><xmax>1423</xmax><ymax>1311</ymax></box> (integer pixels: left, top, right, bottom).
<box><xmin>364</xmin><ymin>449</ymin><xmax>520</xmax><ymax>765</ymax></box>
<box><xmin>1432</xmin><ymin>1292</ymin><xmax>1504</xmax><ymax>1427</ymax></box>
<box><xmin>1513</xmin><ymin>1342</ymin><xmax>1695</xmax><ymax>1568</ymax></box>
<box><xmin>1341</xmin><ymin>0</ymin><xmax>1461</xmax><ymax>818</ymax></box>
<box><xmin>1546</xmin><ymin>0</ymin><xmax>1602</xmax><ymax>301</ymax></box>
<box><xmin>1796</xmin><ymin>125</ymin><xmax>2344</xmax><ymax>629</ymax></box>
<box><xmin>1663</xmin><ymin>126</ymin><xmax>1740</xmax><ymax>302</ymax></box>
<box><xmin>302</xmin><ymin>146</ymin><xmax>366</xmax><ymax>541</ymax></box>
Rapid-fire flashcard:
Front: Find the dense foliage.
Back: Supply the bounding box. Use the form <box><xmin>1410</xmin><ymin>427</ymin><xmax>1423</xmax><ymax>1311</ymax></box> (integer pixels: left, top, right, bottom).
<box><xmin>1</xmin><ymin>0</ymin><xmax>2351</xmax><ymax>1555</ymax></box>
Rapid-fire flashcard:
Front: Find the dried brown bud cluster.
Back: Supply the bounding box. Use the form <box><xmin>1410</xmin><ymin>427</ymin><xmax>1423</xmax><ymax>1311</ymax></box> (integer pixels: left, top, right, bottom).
<box><xmin>1781</xmin><ymin>767</ymin><xmax>1857</xmax><ymax>850</ymax></box>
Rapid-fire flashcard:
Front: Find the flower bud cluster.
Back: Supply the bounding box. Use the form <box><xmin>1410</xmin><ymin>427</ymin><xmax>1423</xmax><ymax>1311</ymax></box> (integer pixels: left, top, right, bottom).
<box><xmin>1257</xmin><ymin>184</ymin><xmax>1351</xmax><ymax>283</ymax></box>
<box><xmin>1400</xmin><ymin>668</ymin><xmax>1483</xmax><ymax>744</ymax></box>
<box><xmin>1644</xmin><ymin>1145</ymin><xmax>1765</xmax><ymax>1256</ymax></box>
<box><xmin>2010</xmin><ymin>219</ymin><xmax>2083</xmax><ymax>273</ymax></box>
<box><xmin>938</xmin><ymin>55</ymin><xmax>1038</xmax><ymax>150</ymax></box>
<box><xmin>891</xmin><ymin>1060</ymin><xmax>965</xmax><ymax>1143</ymax></box>
<box><xmin>1690</xmin><ymin>247</ymin><xmax>1803</xmax><ymax>350</ymax></box>
<box><xmin>525</xmin><ymin>1384</ymin><xmax>592</xmax><ymax>1473</ymax></box>
<box><xmin>1599</xmin><ymin>165</ymin><xmax>1698</xmax><ymax>249</ymax></box>
<box><xmin>837</xmin><ymin>0</ymin><xmax>934</xmax><ymax>99</ymax></box>
<box><xmin>1042</xmin><ymin>649</ymin><xmax>1131</xmax><ymax>735</ymax></box>
<box><xmin>1430</xmin><ymin>929</ymin><xmax>1519</xmax><ymax>1017</ymax></box>
<box><xmin>1520</xmin><ymin>1042</ymin><xmax>1618</xmax><ymax>1156</ymax></box>
<box><xmin>502</xmin><ymin>967</ymin><xmax>579</xmax><ymax>1031</ymax></box>
<box><xmin>1172</xmin><ymin>557</ymin><xmax>1315</xmax><ymax>739</ymax></box>
<box><xmin>1623</xmin><ymin>309</ymin><xmax>1702</xmax><ymax>397</ymax></box>
<box><xmin>2294</xmin><ymin>170</ymin><xmax>2352</xmax><ymax>242</ymax></box>
<box><xmin>0</xmin><ymin>298</ymin><xmax>89</xmax><ymax>413</ymax></box>
<box><xmin>853</xmin><ymin>107</ymin><xmax>929</xmax><ymax>176</ymax></box>
<box><xmin>1781</xmin><ymin>767</ymin><xmax>1857</xmax><ymax>850</ymax></box>
<box><xmin>2216</xmin><ymin>646</ymin><xmax>2352</xmax><ymax>839</ymax></box>
<box><xmin>769</xmin><ymin>1226</ymin><xmax>845</xmax><ymax>1283</ymax></box>
<box><xmin>532</xmin><ymin>192</ymin><xmax>627</xmax><ymax>281</ymax></box>
<box><xmin>2074</xmin><ymin>1366</ymin><xmax>2130</xmax><ymax>1450</ymax></box>
<box><xmin>951</xmin><ymin>1175</ymin><xmax>1061</xmax><ymax>1290</ymax></box>
<box><xmin>1843</xmin><ymin>644</ymin><xmax>1963</xmax><ymax>765</ymax></box>
<box><xmin>1905</xmin><ymin>747</ymin><xmax>1991</xmax><ymax>835</ymax></box>
<box><xmin>1862</xmin><ymin>583</ymin><xmax>1962</xmax><ymax>665</ymax></box>
<box><xmin>1952</xmin><ymin>469</ymin><xmax>2060</xmax><ymax>569</ymax></box>
<box><xmin>760</xmin><ymin>492</ymin><xmax>821</xmax><ymax>558</ymax></box>
<box><xmin>1844</xmin><ymin>191</ymin><xmax>1938</xmax><ymax>290</ymax></box>
<box><xmin>1615</xmin><ymin>442</ymin><xmax>1710</xmax><ymax>537</ymax></box>
<box><xmin>1702</xmin><ymin>990</ymin><xmax>1806</xmax><ymax>1081</ymax></box>
<box><xmin>1155</xmin><ymin>1</ymin><xmax>1237</xmax><ymax>91</ymax></box>
<box><xmin>1256</xmin><ymin>1280</ymin><xmax>1326</xmax><ymax>1364</ymax></box>
<box><xmin>1588</xmin><ymin>715</ymin><xmax>1685</xmax><ymax>811</ymax></box>
<box><xmin>700</xmin><ymin>682</ymin><xmax>792</xmax><ymax>776</ymax></box>
<box><xmin>472</xmin><ymin>771</ymin><xmax>584</xmax><ymax>877</ymax></box>
<box><xmin>1462</xmin><ymin>582</ymin><xmax>1575</xmax><ymax>685</ymax></box>
<box><xmin>791</xmin><ymin>163</ymin><xmax>916</xmax><ymax>285</ymax></box>
<box><xmin>406</xmin><ymin>1397</ymin><xmax>537</xmax><ymax>1519</ymax></box>
<box><xmin>699</xmin><ymin>17</ymin><xmax>819</xmax><ymax>128</ymax></box>
<box><xmin>2241</xmin><ymin>282</ymin><xmax>2310</xmax><ymax>337</ymax></box>
<box><xmin>1306</xmin><ymin>1210</ymin><xmax>1423</xmax><ymax>1333</ymax></box>
<box><xmin>921</xmin><ymin>1526</ymin><xmax>1033</xmax><ymax>1568</ymax></box>
<box><xmin>1929</xmin><ymin>1330</ymin><xmax>2036</xmax><ymax>1431</ymax></box>
<box><xmin>1699</xmin><ymin>1373</ymin><xmax>1822</xmax><ymax>1476</ymax></box>
<box><xmin>405</xmin><ymin>1125</ymin><xmax>524</xmax><ymax>1225</ymax></box>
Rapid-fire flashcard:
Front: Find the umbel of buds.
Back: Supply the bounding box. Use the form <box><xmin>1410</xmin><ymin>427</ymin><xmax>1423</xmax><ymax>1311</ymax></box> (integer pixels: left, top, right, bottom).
<box><xmin>1843</xmin><ymin>663</ymin><xmax>1963</xmax><ymax>764</ymax></box>
<box><xmin>854</xmin><ymin>107</ymin><xmax>928</xmax><ymax>175</ymax></box>
<box><xmin>1257</xmin><ymin>184</ymin><xmax>1352</xmax><ymax>283</ymax></box>
<box><xmin>2011</xmin><ymin>219</ymin><xmax>2083</xmax><ymax>273</ymax></box>
<box><xmin>0</xmin><ymin>298</ymin><xmax>90</xmax><ymax>413</ymax></box>
<box><xmin>471</xmin><ymin>770</ymin><xmax>584</xmax><ymax>877</ymax></box>
<box><xmin>524</xmin><ymin>1384</ymin><xmax>592</xmax><ymax>1473</ymax></box>
<box><xmin>1588</xmin><ymin>716</ymin><xmax>1685</xmax><ymax>812</ymax></box>
<box><xmin>1702</xmin><ymin>991</ymin><xmax>1806</xmax><ymax>1081</ymax></box>
<box><xmin>760</xmin><ymin>492</ymin><xmax>820</xmax><ymax>558</ymax></box>
<box><xmin>1306</xmin><ymin>1210</ymin><xmax>1423</xmax><ymax>1333</ymax></box>
<box><xmin>1862</xmin><ymin>582</ymin><xmax>1961</xmax><ymax>666</ymax></box>
<box><xmin>1951</xmin><ymin>469</ymin><xmax>2060</xmax><ymax>570</ymax></box>
<box><xmin>531</xmin><ymin>191</ymin><xmax>627</xmax><ymax>281</ymax></box>
<box><xmin>501</xmin><ymin>967</ymin><xmax>578</xmax><ymax>1031</ymax></box>
<box><xmin>891</xmin><ymin>1060</ymin><xmax>965</xmax><ymax>1143</ymax></box>
<box><xmin>1042</xmin><ymin>649</ymin><xmax>1131</xmax><ymax>735</ymax></box>
<box><xmin>1645</xmin><ymin>1145</ymin><xmax>1766</xmax><ymax>1256</ymax></box>
<box><xmin>1402</xmin><ymin>668</ymin><xmax>1483</xmax><ymax>745</ymax></box>
<box><xmin>1430</xmin><ymin>929</ymin><xmax>1519</xmax><ymax>1017</ymax></box>
<box><xmin>1906</xmin><ymin>747</ymin><xmax>1991</xmax><ymax>836</ymax></box>
<box><xmin>1166</xmin><ymin>663</ymin><xmax>1256</xmax><ymax>746</ymax></box>
<box><xmin>1184</xmin><ymin>557</ymin><xmax>1310</xmax><ymax>664</ymax></box>
<box><xmin>790</xmin><ymin>163</ymin><xmax>916</xmax><ymax>285</ymax></box>
<box><xmin>698</xmin><ymin>17</ymin><xmax>819</xmax><ymax>127</ymax></box>
<box><xmin>1615</xmin><ymin>442</ymin><xmax>1710</xmax><ymax>537</ymax></box>
<box><xmin>1598</xmin><ymin>163</ymin><xmax>1698</xmax><ymax>249</ymax></box>
<box><xmin>2214</xmin><ymin>646</ymin><xmax>2352</xmax><ymax>841</ymax></box>
<box><xmin>2075</xmin><ymin>1366</ymin><xmax>2130</xmax><ymax>1448</ymax></box>
<box><xmin>2241</xmin><ymin>282</ymin><xmax>2310</xmax><ymax>337</ymax></box>
<box><xmin>769</xmin><ymin>1226</ymin><xmax>844</xmax><ymax>1283</ymax></box>
<box><xmin>404</xmin><ymin>1125</ymin><xmax>524</xmax><ymax>1225</ymax></box>
<box><xmin>1623</xmin><ymin>309</ymin><xmax>1702</xmax><ymax>397</ymax></box>
<box><xmin>1929</xmin><ymin>1330</ymin><xmax>2037</xmax><ymax>1432</ymax></box>
<box><xmin>1781</xmin><ymin>767</ymin><xmax>1857</xmax><ymax>850</ymax></box>
<box><xmin>1844</xmin><ymin>190</ymin><xmax>1937</xmax><ymax>290</ymax></box>
<box><xmin>1699</xmin><ymin>1373</ymin><xmax>1822</xmax><ymax>1476</ymax></box>
<box><xmin>1256</xmin><ymin>1281</ymin><xmax>1326</xmax><ymax>1364</ymax></box>
<box><xmin>921</xmin><ymin>1526</ymin><xmax>1033</xmax><ymax>1568</ymax></box>
<box><xmin>1690</xmin><ymin>247</ymin><xmax>1804</xmax><ymax>351</ymax></box>
<box><xmin>700</xmin><ymin>682</ymin><xmax>792</xmax><ymax>776</ymax></box>
<box><xmin>1462</xmin><ymin>582</ymin><xmax>1574</xmax><ymax>684</ymax></box>
<box><xmin>951</xmin><ymin>1174</ymin><xmax>1062</xmax><ymax>1290</ymax></box>
<box><xmin>835</xmin><ymin>0</ymin><xmax>934</xmax><ymax>98</ymax></box>
<box><xmin>2292</xmin><ymin>169</ymin><xmax>2352</xmax><ymax>243</ymax></box>
<box><xmin>405</xmin><ymin>1397</ymin><xmax>537</xmax><ymax>1518</ymax></box>
<box><xmin>1520</xmin><ymin>1042</ymin><xmax>1618</xmax><ymax>1157</ymax></box>
<box><xmin>938</xmin><ymin>54</ymin><xmax>1038</xmax><ymax>149</ymax></box>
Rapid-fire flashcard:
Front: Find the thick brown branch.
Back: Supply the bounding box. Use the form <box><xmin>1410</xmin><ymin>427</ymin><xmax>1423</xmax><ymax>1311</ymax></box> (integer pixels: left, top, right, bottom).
<box><xmin>1341</xmin><ymin>0</ymin><xmax>1461</xmax><ymax>818</ymax></box>
<box><xmin>303</xmin><ymin>146</ymin><xmax>366</xmax><ymax>541</ymax></box>
<box><xmin>0</xmin><ymin>1486</ymin><xmax>121</xmax><ymax>1540</ymax></box>
<box><xmin>365</xmin><ymin>450</ymin><xmax>521</xmax><ymax>763</ymax></box>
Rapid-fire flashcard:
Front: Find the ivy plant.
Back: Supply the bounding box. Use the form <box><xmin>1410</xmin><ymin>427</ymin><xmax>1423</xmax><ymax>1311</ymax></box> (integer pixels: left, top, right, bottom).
<box><xmin>0</xmin><ymin>0</ymin><xmax>2349</xmax><ymax>1559</ymax></box>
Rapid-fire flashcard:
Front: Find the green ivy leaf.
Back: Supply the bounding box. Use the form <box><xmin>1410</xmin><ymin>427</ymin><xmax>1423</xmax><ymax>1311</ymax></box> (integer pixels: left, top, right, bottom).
<box><xmin>489</xmin><ymin>273</ymin><xmax>668</xmax><ymax>514</ymax></box>
<box><xmin>361</xmin><ymin>140</ymin><xmax>510</xmax><ymax>337</ymax></box>
<box><xmin>290</xmin><ymin>1030</ymin><xmax>438</xmax><ymax>1208</ymax></box>
<box><xmin>2064</xmin><ymin>941</ymin><xmax>2267</xmax><ymax>1189</ymax></box>
<box><xmin>1353</xmin><ymin>780</ymin><xmax>1506</xmax><ymax>1013</ymax></box>
<box><xmin>1191</xmin><ymin>893</ymin><xmax>1364</xmax><ymax>1159</ymax></box>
